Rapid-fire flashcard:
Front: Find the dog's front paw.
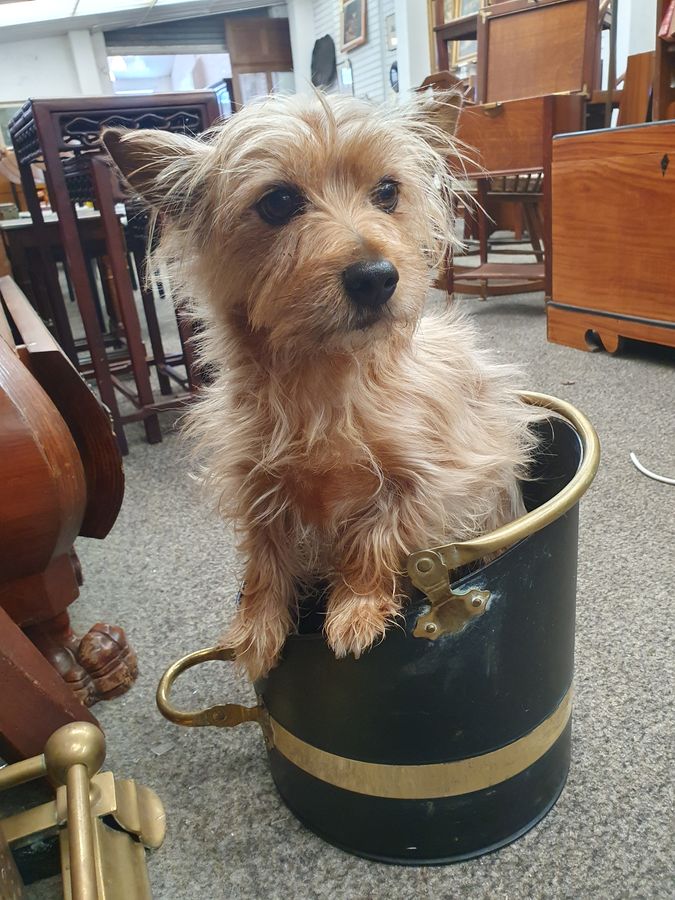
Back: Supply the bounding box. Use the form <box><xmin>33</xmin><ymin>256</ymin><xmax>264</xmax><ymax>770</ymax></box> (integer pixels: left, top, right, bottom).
<box><xmin>221</xmin><ymin>606</ymin><xmax>290</xmax><ymax>681</ymax></box>
<box><xmin>324</xmin><ymin>588</ymin><xmax>402</xmax><ymax>659</ymax></box>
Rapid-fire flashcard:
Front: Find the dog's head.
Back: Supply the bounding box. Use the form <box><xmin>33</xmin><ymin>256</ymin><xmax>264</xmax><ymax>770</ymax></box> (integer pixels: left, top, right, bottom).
<box><xmin>103</xmin><ymin>91</ymin><xmax>463</xmax><ymax>356</ymax></box>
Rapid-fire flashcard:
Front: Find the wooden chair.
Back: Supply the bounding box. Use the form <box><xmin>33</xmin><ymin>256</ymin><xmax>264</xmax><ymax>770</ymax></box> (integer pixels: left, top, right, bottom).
<box><xmin>448</xmin><ymin>0</ymin><xmax>601</xmax><ymax>299</ymax></box>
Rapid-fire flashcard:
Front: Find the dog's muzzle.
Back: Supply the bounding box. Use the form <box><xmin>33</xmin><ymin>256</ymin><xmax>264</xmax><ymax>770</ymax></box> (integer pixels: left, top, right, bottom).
<box><xmin>342</xmin><ymin>259</ymin><xmax>399</xmax><ymax>311</ymax></box>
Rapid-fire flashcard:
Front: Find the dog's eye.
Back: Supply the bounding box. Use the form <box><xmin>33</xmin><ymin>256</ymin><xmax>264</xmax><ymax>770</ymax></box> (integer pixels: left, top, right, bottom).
<box><xmin>372</xmin><ymin>179</ymin><xmax>399</xmax><ymax>213</ymax></box>
<box><xmin>256</xmin><ymin>186</ymin><xmax>305</xmax><ymax>226</ymax></box>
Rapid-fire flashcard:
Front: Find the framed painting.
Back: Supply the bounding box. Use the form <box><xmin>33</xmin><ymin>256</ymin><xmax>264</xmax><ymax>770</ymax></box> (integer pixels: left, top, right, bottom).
<box><xmin>341</xmin><ymin>0</ymin><xmax>366</xmax><ymax>52</ymax></box>
<box><xmin>444</xmin><ymin>0</ymin><xmax>481</xmax><ymax>19</ymax></box>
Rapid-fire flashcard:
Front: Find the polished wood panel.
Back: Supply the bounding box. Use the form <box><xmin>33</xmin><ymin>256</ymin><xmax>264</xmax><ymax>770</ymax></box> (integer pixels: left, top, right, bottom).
<box><xmin>0</xmin><ymin>282</ymin><xmax>135</xmax><ymax>753</ymax></box>
<box><xmin>550</xmin><ymin>120</ymin><xmax>675</xmax><ymax>350</ymax></box>
<box><xmin>617</xmin><ymin>51</ymin><xmax>655</xmax><ymax>127</ymax></box>
<box><xmin>0</xmin><ymin>330</ymin><xmax>87</xmax><ymax>596</ymax></box>
<box><xmin>547</xmin><ymin>304</ymin><xmax>675</xmax><ymax>352</ymax></box>
<box><xmin>477</xmin><ymin>0</ymin><xmax>600</xmax><ymax>104</ymax></box>
<box><xmin>456</xmin><ymin>95</ymin><xmax>585</xmax><ymax>176</ymax></box>
<box><xmin>226</xmin><ymin>17</ymin><xmax>292</xmax><ymax>68</ymax></box>
<box><xmin>1</xmin><ymin>275</ymin><xmax>124</xmax><ymax>539</ymax></box>
<box><xmin>0</xmin><ymin>605</ymin><xmax>98</xmax><ymax>761</ymax></box>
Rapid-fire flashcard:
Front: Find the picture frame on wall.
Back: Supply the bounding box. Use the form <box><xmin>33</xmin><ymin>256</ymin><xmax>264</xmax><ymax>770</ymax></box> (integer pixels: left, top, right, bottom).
<box><xmin>451</xmin><ymin>38</ymin><xmax>477</xmax><ymax>66</ymax></box>
<box><xmin>444</xmin><ymin>0</ymin><xmax>481</xmax><ymax>19</ymax></box>
<box><xmin>341</xmin><ymin>0</ymin><xmax>367</xmax><ymax>52</ymax></box>
<box><xmin>446</xmin><ymin>0</ymin><xmax>482</xmax><ymax>66</ymax></box>
<box><xmin>337</xmin><ymin>58</ymin><xmax>355</xmax><ymax>94</ymax></box>
<box><xmin>385</xmin><ymin>13</ymin><xmax>397</xmax><ymax>51</ymax></box>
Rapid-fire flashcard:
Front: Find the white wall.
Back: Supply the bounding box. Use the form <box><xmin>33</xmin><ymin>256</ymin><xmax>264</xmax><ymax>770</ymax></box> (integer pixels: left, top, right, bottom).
<box><xmin>299</xmin><ymin>0</ymin><xmax>431</xmax><ymax>102</ymax></box>
<box><xmin>313</xmin><ymin>0</ymin><xmax>392</xmax><ymax>101</ymax></box>
<box><xmin>0</xmin><ymin>35</ymin><xmax>81</xmax><ymax>102</ymax></box>
<box><xmin>394</xmin><ymin>0</ymin><xmax>430</xmax><ymax>96</ymax></box>
<box><xmin>628</xmin><ymin>0</ymin><xmax>657</xmax><ymax>54</ymax></box>
<box><xmin>113</xmin><ymin>76</ymin><xmax>173</xmax><ymax>94</ymax></box>
<box><xmin>288</xmin><ymin>0</ymin><xmax>315</xmax><ymax>93</ymax></box>
<box><xmin>613</xmin><ymin>0</ymin><xmax>657</xmax><ymax>86</ymax></box>
<box><xmin>0</xmin><ymin>30</ymin><xmax>110</xmax><ymax>103</ymax></box>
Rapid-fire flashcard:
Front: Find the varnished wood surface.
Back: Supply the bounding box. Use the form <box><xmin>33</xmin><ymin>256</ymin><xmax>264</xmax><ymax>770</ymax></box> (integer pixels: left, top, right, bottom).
<box><xmin>552</xmin><ymin>120</ymin><xmax>675</xmax><ymax>328</ymax></box>
<box><xmin>478</xmin><ymin>0</ymin><xmax>599</xmax><ymax>104</ymax></box>
<box><xmin>0</xmin><ymin>276</ymin><xmax>124</xmax><ymax>539</ymax></box>
<box><xmin>454</xmin><ymin>262</ymin><xmax>545</xmax><ymax>281</ymax></box>
<box><xmin>617</xmin><ymin>51</ymin><xmax>655</xmax><ymax>127</ymax></box>
<box><xmin>553</xmin><ymin>121</ymin><xmax>675</xmax><ymax>160</ymax></box>
<box><xmin>456</xmin><ymin>96</ymin><xmax>585</xmax><ymax>175</ymax></box>
<box><xmin>547</xmin><ymin>303</ymin><xmax>675</xmax><ymax>352</ymax></box>
<box><xmin>0</xmin><ymin>331</ymin><xmax>86</xmax><ymax>588</ymax></box>
<box><xmin>0</xmin><ymin>605</ymin><xmax>98</xmax><ymax>761</ymax></box>
<box><xmin>654</xmin><ymin>0</ymin><xmax>675</xmax><ymax>121</ymax></box>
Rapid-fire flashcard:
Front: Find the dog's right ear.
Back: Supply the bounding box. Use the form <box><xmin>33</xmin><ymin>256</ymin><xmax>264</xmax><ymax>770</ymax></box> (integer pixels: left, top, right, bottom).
<box><xmin>101</xmin><ymin>127</ymin><xmax>211</xmax><ymax>214</ymax></box>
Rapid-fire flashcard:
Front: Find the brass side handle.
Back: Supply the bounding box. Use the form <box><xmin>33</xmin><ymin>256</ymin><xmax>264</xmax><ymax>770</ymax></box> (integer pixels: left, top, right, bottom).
<box><xmin>156</xmin><ymin>646</ymin><xmax>264</xmax><ymax>728</ymax></box>
<box><xmin>481</xmin><ymin>102</ymin><xmax>504</xmax><ymax>117</ymax></box>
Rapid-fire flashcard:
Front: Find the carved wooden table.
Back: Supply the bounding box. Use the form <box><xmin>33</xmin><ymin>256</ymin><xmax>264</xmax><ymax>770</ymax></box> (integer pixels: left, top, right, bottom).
<box><xmin>8</xmin><ymin>92</ymin><xmax>220</xmax><ymax>453</ymax></box>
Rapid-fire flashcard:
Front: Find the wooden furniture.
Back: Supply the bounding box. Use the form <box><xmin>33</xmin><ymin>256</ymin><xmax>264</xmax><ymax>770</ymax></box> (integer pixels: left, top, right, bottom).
<box><xmin>548</xmin><ymin>120</ymin><xmax>675</xmax><ymax>352</ymax></box>
<box><xmin>9</xmin><ymin>93</ymin><xmax>220</xmax><ymax>454</ymax></box>
<box><xmin>446</xmin><ymin>0</ymin><xmax>600</xmax><ymax>300</ymax></box>
<box><xmin>1</xmin><ymin>209</ymin><xmax>125</xmax><ymax>361</ymax></box>
<box><xmin>453</xmin><ymin>94</ymin><xmax>586</xmax><ymax>297</ymax></box>
<box><xmin>655</xmin><ymin>0</ymin><xmax>675</xmax><ymax>121</ymax></box>
<box><xmin>226</xmin><ymin>17</ymin><xmax>293</xmax><ymax>105</ymax></box>
<box><xmin>0</xmin><ymin>277</ymin><xmax>137</xmax><ymax>760</ymax></box>
<box><xmin>617</xmin><ymin>51</ymin><xmax>655</xmax><ymax>126</ymax></box>
<box><xmin>476</xmin><ymin>0</ymin><xmax>600</xmax><ymax>104</ymax></box>
<box><xmin>429</xmin><ymin>0</ymin><xmax>481</xmax><ymax>94</ymax></box>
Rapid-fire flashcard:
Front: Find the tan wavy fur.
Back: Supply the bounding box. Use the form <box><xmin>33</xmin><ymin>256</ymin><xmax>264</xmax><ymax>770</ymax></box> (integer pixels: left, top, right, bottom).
<box><xmin>103</xmin><ymin>91</ymin><xmax>539</xmax><ymax>679</ymax></box>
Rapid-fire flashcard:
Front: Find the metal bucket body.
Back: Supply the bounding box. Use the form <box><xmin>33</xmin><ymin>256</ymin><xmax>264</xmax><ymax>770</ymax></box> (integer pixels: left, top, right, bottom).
<box><xmin>259</xmin><ymin>417</ymin><xmax>581</xmax><ymax>863</ymax></box>
<box><xmin>156</xmin><ymin>396</ymin><xmax>599</xmax><ymax>866</ymax></box>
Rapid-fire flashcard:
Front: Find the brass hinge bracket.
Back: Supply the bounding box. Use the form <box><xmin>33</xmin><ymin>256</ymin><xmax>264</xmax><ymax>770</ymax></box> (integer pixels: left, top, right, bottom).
<box><xmin>407</xmin><ymin>550</ymin><xmax>490</xmax><ymax>640</ymax></box>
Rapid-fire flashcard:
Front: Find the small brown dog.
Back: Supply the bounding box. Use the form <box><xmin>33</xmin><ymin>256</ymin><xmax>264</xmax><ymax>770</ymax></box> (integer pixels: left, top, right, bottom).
<box><xmin>104</xmin><ymin>91</ymin><xmax>538</xmax><ymax>679</ymax></box>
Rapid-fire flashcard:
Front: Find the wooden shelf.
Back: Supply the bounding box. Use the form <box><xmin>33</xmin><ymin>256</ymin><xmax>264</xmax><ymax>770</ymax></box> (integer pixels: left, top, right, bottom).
<box><xmin>434</xmin><ymin>13</ymin><xmax>478</xmax><ymax>42</ymax></box>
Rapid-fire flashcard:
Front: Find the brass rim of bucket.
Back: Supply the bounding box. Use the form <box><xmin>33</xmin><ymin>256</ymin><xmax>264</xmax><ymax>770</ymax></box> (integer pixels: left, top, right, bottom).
<box><xmin>407</xmin><ymin>390</ymin><xmax>600</xmax><ymax>581</ymax></box>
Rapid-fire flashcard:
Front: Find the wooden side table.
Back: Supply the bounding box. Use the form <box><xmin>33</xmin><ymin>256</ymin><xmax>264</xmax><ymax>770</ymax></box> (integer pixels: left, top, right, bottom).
<box><xmin>9</xmin><ymin>92</ymin><xmax>220</xmax><ymax>454</ymax></box>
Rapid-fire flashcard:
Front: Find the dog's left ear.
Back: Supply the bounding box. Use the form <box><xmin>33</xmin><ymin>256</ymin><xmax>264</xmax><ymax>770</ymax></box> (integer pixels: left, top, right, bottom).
<box><xmin>412</xmin><ymin>87</ymin><xmax>464</xmax><ymax>145</ymax></box>
<box><xmin>101</xmin><ymin>127</ymin><xmax>212</xmax><ymax>215</ymax></box>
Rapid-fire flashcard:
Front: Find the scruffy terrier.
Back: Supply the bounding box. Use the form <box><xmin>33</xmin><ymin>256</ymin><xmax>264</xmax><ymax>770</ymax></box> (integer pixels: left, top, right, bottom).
<box><xmin>103</xmin><ymin>91</ymin><xmax>538</xmax><ymax>680</ymax></box>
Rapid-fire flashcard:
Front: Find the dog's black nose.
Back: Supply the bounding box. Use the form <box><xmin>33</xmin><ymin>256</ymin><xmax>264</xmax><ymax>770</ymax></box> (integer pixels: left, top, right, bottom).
<box><xmin>342</xmin><ymin>259</ymin><xmax>399</xmax><ymax>309</ymax></box>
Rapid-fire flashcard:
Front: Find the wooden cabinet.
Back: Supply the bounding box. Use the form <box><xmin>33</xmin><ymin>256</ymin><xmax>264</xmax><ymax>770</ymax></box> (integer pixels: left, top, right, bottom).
<box><xmin>548</xmin><ymin>120</ymin><xmax>675</xmax><ymax>351</ymax></box>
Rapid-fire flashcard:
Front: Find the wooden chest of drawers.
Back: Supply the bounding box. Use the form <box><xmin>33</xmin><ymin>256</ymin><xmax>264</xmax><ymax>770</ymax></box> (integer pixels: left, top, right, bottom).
<box><xmin>549</xmin><ymin>120</ymin><xmax>675</xmax><ymax>351</ymax></box>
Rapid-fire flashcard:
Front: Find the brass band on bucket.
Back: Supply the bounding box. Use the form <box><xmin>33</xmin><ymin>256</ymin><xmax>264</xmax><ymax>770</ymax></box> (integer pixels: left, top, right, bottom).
<box><xmin>266</xmin><ymin>687</ymin><xmax>572</xmax><ymax>800</ymax></box>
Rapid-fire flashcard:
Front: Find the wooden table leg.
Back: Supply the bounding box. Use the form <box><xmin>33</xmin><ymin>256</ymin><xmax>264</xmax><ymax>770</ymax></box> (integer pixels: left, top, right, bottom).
<box><xmin>176</xmin><ymin>307</ymin><xmax>202</xmax><ymax>392</ymax></box>
<box><xmin>135</xmin><ymin>251</ymin><xmax>173</xmax><ymax>396</ymax></box>
<box><xmin>523</xmin><ymin>202</ymin><xmax>545</xmax><ymax>264</ymax></box>
<box><xmin>477</xmin><ymin>178</ymin><xmax>490</xmax><ymax>266</ymax></box>
<box><xmin>36</xmin><ymin>133</ymin><xmax>128</xmax><ymax>455</ymax></box>
<box><xmin>90</xmin><ymin>157</ymin><xmax>161</xmax><ymax>445</ymax></box>
<box><xmin>18</xmin><ymin>164</ymin><xmax>78</xmax><ymax>365</ymax></box>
